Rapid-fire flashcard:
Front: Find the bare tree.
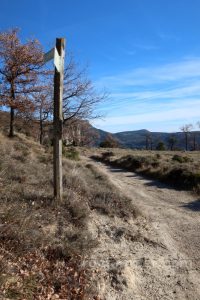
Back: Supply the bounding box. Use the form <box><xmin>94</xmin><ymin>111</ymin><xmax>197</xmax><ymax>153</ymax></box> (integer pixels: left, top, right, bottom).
<box><xmin>78</xmin><ymin>121</ymin><xmax>99</xmax><ymax>146</ymax></box>
<box><xmin>148</xmin><ymin>134</ymin><xmax>153</xmax><ymax>150</ymax></box>
<box><xmin>180</xmin><ymin>124</ymin><xmax>193</xmax><ymax>151</ymax></box>
<box><xmin>168</xmin><ymin>134</ymin><xmax>177</xmax><ymax>151</ymax></box>
<box><xmin>33</xmin><ymin>87</ymin><xmax>53</xmax><ymax>144</ymax></box>
<box><xmin>144</xmin><ymin>133</ymin><xmax>151</xmax><ymax>150</ymax></box>
<box><xmin>0</xmin><ymin>28</ymin><xmax>44</xmax><ymax>137</ymax></box>
<box><xmin>62</xmin><ymin>57</ymin><xmax>107</xmax><ymax>125</ymax></box>
<box><xmin>34</xmin><ymin>56</ymin><xmax>106</xmax><ymax>145</ymax></box>
<box><xmin>194</xmin><ymin>121</ymin><xmax>200</xmax><ymax>150</ymax></box>
<box><xmin>192</xmin><ymin>132</ymin><xmax>197</xmax><ymax>151</ymax></box>
<box><xmin>63</xmin><ymin>120</ymin><xmax>99</xmax><ymax>146</ymax></box>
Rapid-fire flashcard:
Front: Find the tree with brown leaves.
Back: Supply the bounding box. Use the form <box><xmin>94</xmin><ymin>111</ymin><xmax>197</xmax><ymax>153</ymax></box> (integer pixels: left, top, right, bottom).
<box><xmin>99</xmin><ymin>133</ymin><xmax>120</xmax><ymax>148</ymax></box>
<box><xmin>0</xmin><ymin>28</ymin><xmax>44</xmax><ymax>137</ymax></box>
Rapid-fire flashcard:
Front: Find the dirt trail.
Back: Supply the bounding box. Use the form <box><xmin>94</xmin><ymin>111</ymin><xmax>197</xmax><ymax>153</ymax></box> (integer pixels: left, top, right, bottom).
<box><xmin>83</xmin><ymin>156</ymin><xmax>200</xmax><ymax>300</ymax></box>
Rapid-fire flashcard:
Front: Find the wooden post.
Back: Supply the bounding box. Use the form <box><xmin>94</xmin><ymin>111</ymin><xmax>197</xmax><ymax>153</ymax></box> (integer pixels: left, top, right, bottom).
<box><xmin>53</xmin><ymin>38</ymin><xmax>65</xmax><ymax>202</ymax></box>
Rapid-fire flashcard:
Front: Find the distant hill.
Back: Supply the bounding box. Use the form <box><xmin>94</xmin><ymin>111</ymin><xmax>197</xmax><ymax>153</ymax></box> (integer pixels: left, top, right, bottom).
<box><xmin>1</xmin><ymin>110</ymin><xmax>199</xmax><ymax>150</ymax></box>
<box><xmin>94</xmin><ymin>127</ymin><xmax>200</xmax><ymax>150</ymax></box>
<box><xmin>114</xmin><ymin>129</ymin><xmax>151</xmax><ymax>148</ymax></box>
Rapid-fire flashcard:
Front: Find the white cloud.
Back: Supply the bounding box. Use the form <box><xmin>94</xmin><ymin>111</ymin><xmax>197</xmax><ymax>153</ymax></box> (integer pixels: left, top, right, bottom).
<box><xmin>94</xmin><ymin>57</ymin><xmax>200</xmax><ymax>132</ymax></box>
<box><xmin>110</xmin><ymin>81</ymin><xmax>200</xmax><ymax>103</ymax></box>
<box><xmin>96</xmin><ymin>57</ymin><xmax>200</xmax><ymax>88</ymax></box>
<box><xmin>96</xmin><ymin>106</ymin><xmax>199</xmax><ymax>127</ymax></box>
<box><xmin>93</xmin><ymin>98</ymin><xmax>200</xmax><ymax>131</ymax></box>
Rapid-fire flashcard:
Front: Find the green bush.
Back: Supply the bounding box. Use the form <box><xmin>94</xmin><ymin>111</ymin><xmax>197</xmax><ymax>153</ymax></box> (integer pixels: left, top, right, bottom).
<box><xmin>156</xmin><ymin>142</ymin><xmax>166</xmax><ymax>151</ymax></box>
<box><xmin>172</xmin><ymin>155</ymin><xmax>192</xmax><ymax>163</ymax></box>
<box><xmin>114</xmin><ymin>155</ymin><xmax>159</xmax><ymax>170</ymax></box>
<box><xmin>166</xmin><ymin>168</ymin><xmax>200</xmax><ymax>189</ymax></box>
<box><xmin>63</xmin><ymin>147</ymin><xmax>80</xmax><ymax>161</ymax></box>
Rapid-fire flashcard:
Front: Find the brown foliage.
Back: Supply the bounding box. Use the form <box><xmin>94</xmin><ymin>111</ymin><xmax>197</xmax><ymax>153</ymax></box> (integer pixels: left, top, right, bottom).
<box><xmin>99</xmin><ymin>134</ymin><xmax>120</xmax><ymax>148</ymax></box>
<box><xmin>0</xmin><ymin>28</ymin><xmax>45</xmax><ymax>136</ymax></box>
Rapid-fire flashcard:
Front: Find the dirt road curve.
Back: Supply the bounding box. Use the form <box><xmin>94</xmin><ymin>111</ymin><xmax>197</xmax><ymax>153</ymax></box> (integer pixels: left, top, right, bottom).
<box><xmin>101</xmin><ymin>164</ymin><xmax>200</xmax><ymax>264</ymax></box>
<box><xmin>85</xmin><ymin>157</ymin><xmax>200</xmax><ymax>300</ymax></box>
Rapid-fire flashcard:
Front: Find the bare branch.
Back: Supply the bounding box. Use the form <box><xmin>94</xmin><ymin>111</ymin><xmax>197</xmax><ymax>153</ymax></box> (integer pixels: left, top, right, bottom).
<box><xmin>62</xmin><ymin>55</ymin><xmax>108</xmax><ymax>124</ymax></box>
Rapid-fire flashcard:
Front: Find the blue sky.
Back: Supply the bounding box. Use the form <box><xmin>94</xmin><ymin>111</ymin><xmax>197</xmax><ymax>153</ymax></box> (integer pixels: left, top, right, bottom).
<box><xmin>1</xmin><ymin>0</ymin><xmax>200</xmax><ymax>133</ymax></box>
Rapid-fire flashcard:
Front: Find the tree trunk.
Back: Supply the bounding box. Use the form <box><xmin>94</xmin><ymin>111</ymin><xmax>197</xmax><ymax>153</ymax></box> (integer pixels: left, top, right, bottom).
<box><xmin>39</xmin><ymin>107</ymin><xmax>43</xmax><ymax>145</ymax></box>
<box><xmin>150</xmin><ymin>138</ymin><xmax>153</xmax><ymax>150</ymax></box>
<box><xmin>185</xmin><ymin>133</ymin><xmax>188</xmax><ymax>151</ymax></box>
<box><xmin>171</xmin><ymin>141</ymin><xmax>174</xmax><ymax>151</ymax></box>
<box><xmin>9</xmin><ymin>107</ymin><xmax>15</xmax><ymax>137</ymax></box>
<box><xmin>40</xmin><ymin>119</ymin><xmax>43</xmax><ymax>145</ymax></box>
<box><xmin>9</xmin><ymin>83</ymin><xmax>15</xmax><ymax>138</ymax></box>
<box><xmin>193</xmin><ymin>134</ymin><xmax>196</xmax><ymax>151</ymax></box>
<box><xmin>145</xmin><ymin>137</ymin><xmax>148</xmax><ymax>150</ymax></box>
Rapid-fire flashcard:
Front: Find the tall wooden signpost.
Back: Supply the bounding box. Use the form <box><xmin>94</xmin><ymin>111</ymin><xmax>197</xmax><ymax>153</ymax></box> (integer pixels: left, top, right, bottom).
<box><xmin>44</xmin><ymin>38</ymin><xmax>65</xmax><ymax>202</ymax></box>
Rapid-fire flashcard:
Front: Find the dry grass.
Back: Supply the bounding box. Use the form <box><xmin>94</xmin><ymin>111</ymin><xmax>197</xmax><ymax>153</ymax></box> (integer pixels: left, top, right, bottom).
<box><xmin>90</xmin><ymin>148</ymin><xmax>200</xmax><ymax>192</ymax></box>
<box><xmin>62</xmin><ymin>159</ymin><xmax>138</xmax><ymax>220</ymax></box>
<box><xmin>0</xmin><ymin>132</ymin><xmax>138</xmax><ymax>299</ymax></box>
<box><xmin>0</xmin><ymin>133</ymin><xmax>93</xmax><ymax>299</ymax></box>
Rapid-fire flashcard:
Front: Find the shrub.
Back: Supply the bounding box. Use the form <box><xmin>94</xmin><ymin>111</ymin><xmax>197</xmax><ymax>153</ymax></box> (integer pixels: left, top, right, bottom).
<box><xmin>156</xmin><ymin>141</ymin><xmax>166</xmax><ymax>151</ymax></box>
<box><xmin>113</xmin><ymin>155</ymin><xmax>159</xmax><ymax>170</ymax></box>
<box><xmin>155</xmin><ymin>153</ymin><xmax>161</xmax><ymax>159</ymax></box>
<box><xmin>38</xmin><ymin>154</ymin><xmax>51</xmax><ymax>164</ymax></box>
<box><xmin>102</xmin><ymin>151</ymin><xmax>114</xmax><ymax>160</ymax></box>
<box><xmin>14</xmin><ymin>142</ymin><xmax>29</xmax><ymax>152</ymax></box>
<box><xmin>63</xmin><ymin>147</ymin><xmax>80</xmax><ymax>161</ymax></box>
<box><xmin>172</xmin><ymin>155</ymin><xmax>192</xmax><ymax>163</ymax></box>
<box><xmin>166</xmin><ymin>168</ymin><xmax>200</xmax><ymax>189</ymax></box>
